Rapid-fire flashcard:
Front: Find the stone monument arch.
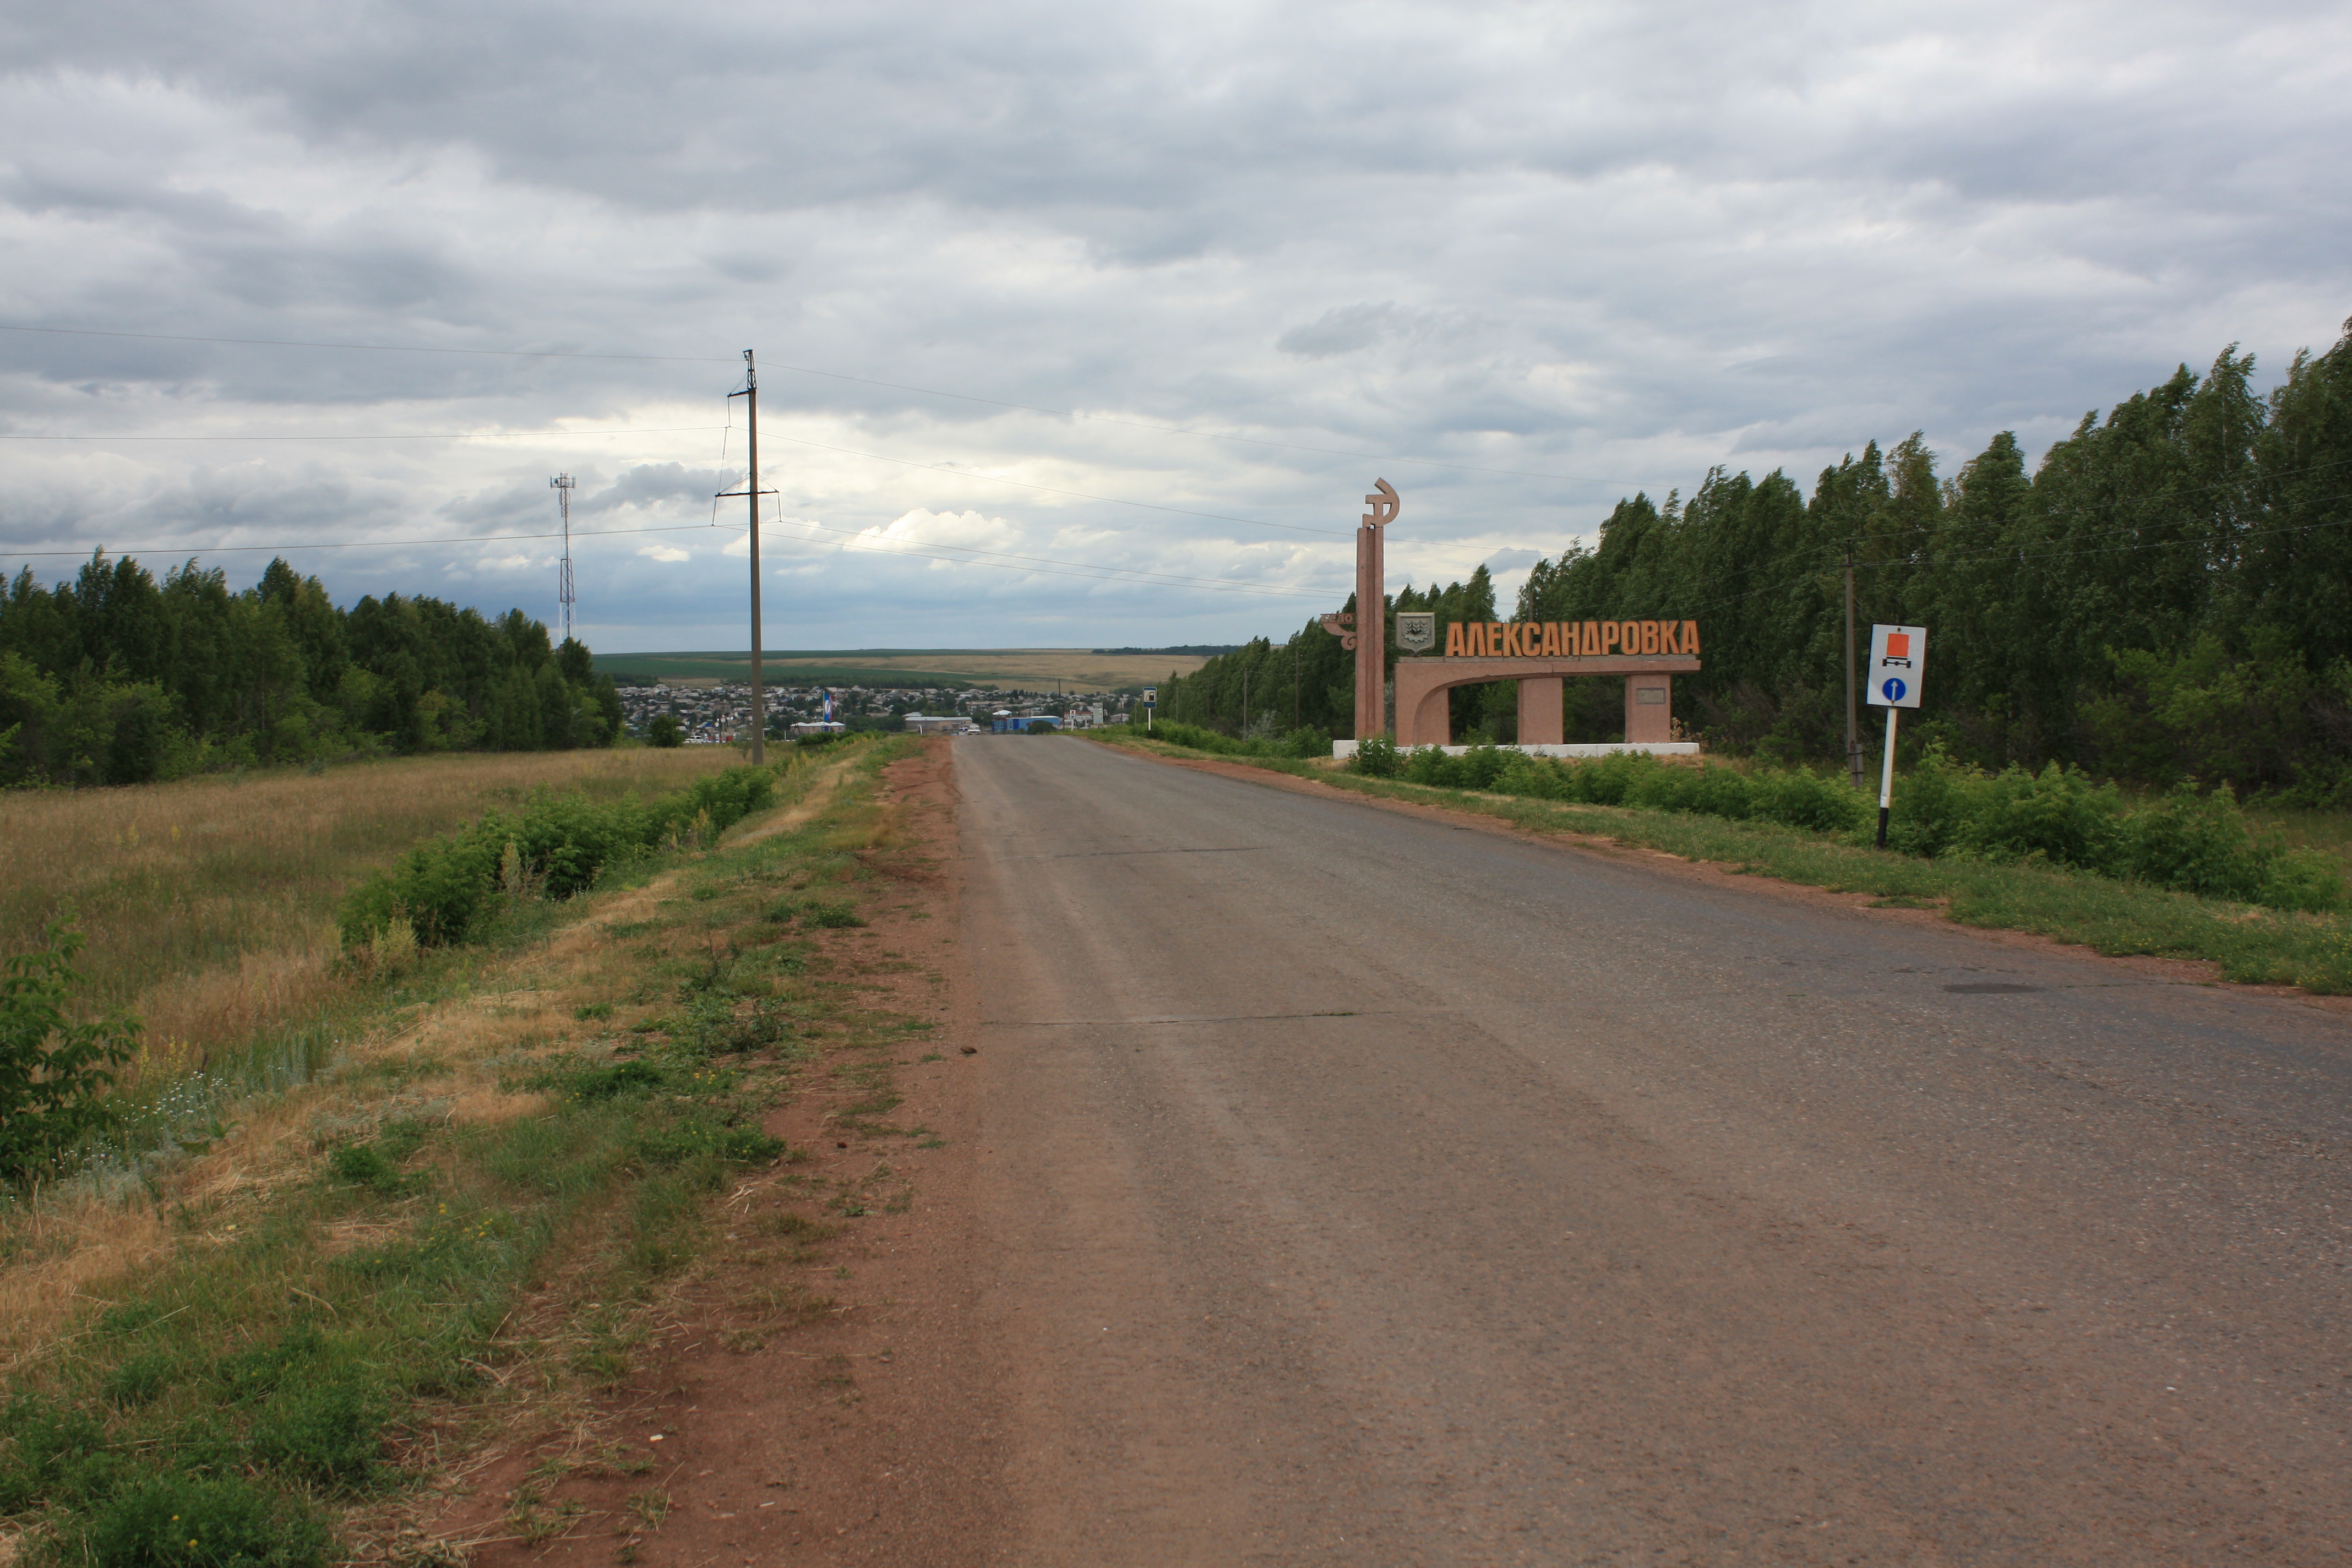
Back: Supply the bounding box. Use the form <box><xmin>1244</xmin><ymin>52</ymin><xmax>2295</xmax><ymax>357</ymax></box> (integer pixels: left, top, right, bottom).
<box><xmin>1316</xmin><ymin>481</ymin><xmax>1702</xmax><ymax>750</ymax></box>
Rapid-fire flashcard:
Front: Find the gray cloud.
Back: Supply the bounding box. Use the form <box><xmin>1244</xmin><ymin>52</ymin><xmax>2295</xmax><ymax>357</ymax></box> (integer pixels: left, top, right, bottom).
<box><xmin>2</xmin><ymin>0</ymin><xmax>2347</xmax><ymax>649</ymax></box>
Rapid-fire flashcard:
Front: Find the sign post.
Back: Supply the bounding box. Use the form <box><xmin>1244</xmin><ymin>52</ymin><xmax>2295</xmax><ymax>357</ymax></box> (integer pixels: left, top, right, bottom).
<box><xmin>1142</xmin><ymin>687</ymin><xmax>1156</xmax><ymax>733</ymax></box>
<box><xmin>1866</xmin><ymin>624</ymin><xmax>1925</xmax><ymax>848</ymax></box>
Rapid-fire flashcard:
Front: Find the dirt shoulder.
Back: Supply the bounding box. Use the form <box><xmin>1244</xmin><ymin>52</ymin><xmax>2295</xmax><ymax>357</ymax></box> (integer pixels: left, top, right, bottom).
<box><xmin>438</xmin><ymin>738</ymin><xmax>1001</xmax><ymax>1566</ymax></box>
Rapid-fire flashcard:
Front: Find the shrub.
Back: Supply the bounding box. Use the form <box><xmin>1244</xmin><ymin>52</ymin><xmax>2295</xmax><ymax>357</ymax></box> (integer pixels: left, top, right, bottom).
<box><xmin>326</xmin><ymin>1142</ymin><xmax>406</xmax><ymax>1194</ymax></box>
<box><xmin>1</xmin><ymin>922</ymin><xmax>142</xmax><ymax>1183</ymax></box>
<box><xmin>646</xmin><ymin>714</ymin><xmax>684</xmax><ymax>748</ymax></box>
<box><xmin>0</xmin><ymin>1394</ymin><xmax>115</xmax><ymax>1513</ymax></box>
<box><xmin>1348</xmin><ymin>734</ymin><xmax>1401</xmax><ymax>778</ymax></box>
<box><xmin>337</xmin><ymin>764</ymin><xmax>782</xmax><ymax>949</ymax></box>
<box><xmin>247</xmin><ymin>1379</ymin><xmax>386</xmax><ymax>1487</ymax></box>
<box><xmin>85</xmin><ymin>1470</ymin><xmax>333</xmax><ymax>1568</ymax></box>
<box><xmin>1751</xmin><ymin>767</ymin><xmax>1870</xmax><ymax>834</ymax></box>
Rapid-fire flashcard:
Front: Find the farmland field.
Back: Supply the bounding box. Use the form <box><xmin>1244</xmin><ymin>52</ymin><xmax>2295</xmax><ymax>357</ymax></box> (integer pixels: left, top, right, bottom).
<box><xmin>595</xmin><ymin>647</ymin><xmax>1214</xmax><ymax>690</ymax></box>
<box><xmin>0</xmin><ymin>747</ymin><xmax>749</xmax><ymax>1070</ymax></box>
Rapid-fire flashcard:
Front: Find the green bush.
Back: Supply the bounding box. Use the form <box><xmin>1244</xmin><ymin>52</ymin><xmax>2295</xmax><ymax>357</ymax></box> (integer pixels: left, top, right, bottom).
<box><xmin>645</xmin><ymin>713</ymin><xmax>684</xmax><ymax>748</ymax></box>
<box><xmin>1359</xmin><ymin>738</ymin><xmax>2338</xmax><ymax>912</ymax></box>
<box><xmin>2</xmin><ymin>922</ymin><xmax>142</xmax><ymax>1183</ymax></box>
<box><xmin>0</xmin><ymin>1394</ymin><xmax>115</xmax><ymax>1513</ymax></box>
<box><xmin>85</xmin><ymin>1471</ymin><xmax>333</xmax><ymax>1568</ymax></box>
<box><xmin>337</xmin><ymin>764</ymin><xmax>782</xmax><ymax>948</ymax></box>
<box><xmin>1348</xmin><ymin>734</ymin><xmax>1401</xmax><ymax>778</ymax></box>
<box><xmin>247</xmin><ymin>1379</ymin><xmax>386</xmax><ymax>1487</ymax></box>
<box><xmin>326</xmin><ymin>1142</ymin><xmax>406</xmax><ymax>1194</ymax></box>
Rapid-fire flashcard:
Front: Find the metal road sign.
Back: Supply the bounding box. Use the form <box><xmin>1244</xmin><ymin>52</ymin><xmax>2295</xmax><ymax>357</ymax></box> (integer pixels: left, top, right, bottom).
<box><xmin>1142</xmin><ymin>687</ymin><xmax>1157</xmax><ymax>705</ymax></box>
<box><xmin>1867</xmin><ymin>624</ymin><xmax>1926</xmax><ymax>708</ymax></box>
<box><xmin>1395</xmin><ymin>612</ymin><xmax>1436</xmax><ymax>654</ymax></box>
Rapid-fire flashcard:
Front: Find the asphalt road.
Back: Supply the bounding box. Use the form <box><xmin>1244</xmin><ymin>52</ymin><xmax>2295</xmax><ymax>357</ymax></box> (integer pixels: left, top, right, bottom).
<box><xmin>952</xmin><ymin>737</ymin><xmax>2351</xmax><ymax>1566</ymax></box>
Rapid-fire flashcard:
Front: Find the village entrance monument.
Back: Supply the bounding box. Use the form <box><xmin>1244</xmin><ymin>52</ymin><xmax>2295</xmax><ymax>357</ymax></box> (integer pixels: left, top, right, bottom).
<box><xmin>1320</xmin><ymin>482</ymin><xmax>1702</xmax><ymax>750</ymax></box>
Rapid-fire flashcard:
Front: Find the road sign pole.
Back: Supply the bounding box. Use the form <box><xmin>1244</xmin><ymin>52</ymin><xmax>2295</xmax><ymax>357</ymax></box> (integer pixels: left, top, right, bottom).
<box><xmin>1876</xmin><ymin>706</ymin><xmax>1898</xmax><ymax>849</ymax></box>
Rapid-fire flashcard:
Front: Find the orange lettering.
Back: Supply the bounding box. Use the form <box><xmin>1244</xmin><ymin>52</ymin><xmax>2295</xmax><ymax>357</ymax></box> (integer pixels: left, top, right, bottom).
<box><xmin>1656</xmin><ymin>620</ymin><xmax>1680</xmax><ymax>655</ymax></box>
<box><xmin>1640</xmin><ymin>620</ymin><xmax>1659</xmax><ymax>654</ymax></box>
<box><xmin>1488</xmin><ymin>622</ymin><xmax>1504</xmax><ymax>658</ymax></box>
<box><xmin>1583</xmin><ymin>620</ymin><xmax>1601</xmax><ymax>655</ymax></box>
<box><xmin>1445</xmin><ymin>622</ymin><xmax>1465</xmax><ymax>657</ymax></box>
<box><xmin>1600</xmin><ymin>620</ymin><xmax>1620</xmax><ymax>654</ymax></box>
<box><xmin>1539</xmin><ymin>621</ymin><xmax>1561</xmax><ymax>657</ymax></box>
<box><xmin>1681</xmin><ymin>619</ymin><xmax>1700</xmax><ymax>655</ymax></box>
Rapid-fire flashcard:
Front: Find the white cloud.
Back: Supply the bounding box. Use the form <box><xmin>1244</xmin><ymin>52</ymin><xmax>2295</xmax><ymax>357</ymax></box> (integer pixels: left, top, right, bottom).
<box><xmin>636</xmin><ymin>545</ymin><xmax>692</xmax><ymax>563</ymax></box>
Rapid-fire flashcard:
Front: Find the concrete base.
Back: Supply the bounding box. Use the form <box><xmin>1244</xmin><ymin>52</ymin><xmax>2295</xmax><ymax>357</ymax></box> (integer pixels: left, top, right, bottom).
<box><xmin>1333</xmin><ymin>741</ymin><xmax>1701</xmax><ymax>760</ymax></box>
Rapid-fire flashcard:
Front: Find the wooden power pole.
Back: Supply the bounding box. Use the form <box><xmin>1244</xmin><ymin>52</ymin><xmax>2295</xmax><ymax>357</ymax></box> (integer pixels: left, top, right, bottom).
<box><xmin>718</xmin><ymin>350</ymin><xmax>776</xmax><ymax>763</ymax></box>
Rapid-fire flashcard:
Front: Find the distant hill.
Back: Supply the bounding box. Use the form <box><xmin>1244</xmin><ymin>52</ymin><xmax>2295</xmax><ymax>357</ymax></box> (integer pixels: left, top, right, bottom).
<box><xmin>1091</xmin><ymin>645</ymin><xmax>1243</xmax><ymax>656</ymax></box>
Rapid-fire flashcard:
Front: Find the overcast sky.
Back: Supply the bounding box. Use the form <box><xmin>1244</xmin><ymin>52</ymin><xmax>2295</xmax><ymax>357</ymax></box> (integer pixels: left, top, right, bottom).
<box><xmin>4</xmin><ymin>0</ymin><xmax>2348</xmax><ymax>654</ymax></box>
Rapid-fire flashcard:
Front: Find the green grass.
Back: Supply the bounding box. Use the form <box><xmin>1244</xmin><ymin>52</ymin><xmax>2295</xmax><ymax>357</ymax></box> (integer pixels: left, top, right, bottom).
<box><xmin>1092</xmin><ymin>730</ymin><xmax>2352</xmax><ymax>994</ymax></box>
<box><xmin>0</xmin><ymin>737</ymin><xmax>938</xmax><ymax>1566</ymax></box>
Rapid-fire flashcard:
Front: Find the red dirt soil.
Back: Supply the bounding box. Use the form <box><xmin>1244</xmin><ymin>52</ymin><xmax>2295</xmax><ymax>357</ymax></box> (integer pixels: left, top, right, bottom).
<box><xmin>439</xmin><ymin>739</ymin><xmax>1004</xmax><ymax>1566</ymax></box>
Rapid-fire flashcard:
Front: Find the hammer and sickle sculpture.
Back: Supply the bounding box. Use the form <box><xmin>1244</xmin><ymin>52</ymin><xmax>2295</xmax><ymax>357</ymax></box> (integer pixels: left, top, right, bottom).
<box><xmin>1363</xmin><ymin>478</ymin><xmax>1400</xmax><ymax>529</ymax></box>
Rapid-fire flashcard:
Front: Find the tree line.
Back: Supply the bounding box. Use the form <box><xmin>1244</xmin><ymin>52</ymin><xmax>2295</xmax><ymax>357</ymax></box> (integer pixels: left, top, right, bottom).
<box><xmin>1162</xmin><ymin>318</ymin><xmax>2352</xmax><ymax>801</ymax></box>
<box><xmin>1</xmin><ymin>554</ymin><xmax>625</xmax><ymax>786</ymax></box>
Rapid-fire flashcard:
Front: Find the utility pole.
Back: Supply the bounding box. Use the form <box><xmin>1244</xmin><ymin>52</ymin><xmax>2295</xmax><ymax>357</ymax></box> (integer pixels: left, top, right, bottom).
<box><xmin>1844</xmin><ymin>540</ymin><xmax>1860</xmax><ymax>790</ymax></box>
<box><xmin>549</xmin><ymin>474</ymin><xmax>576</xmax><ymax>643</ymax></box>
<box><xmin>716</xmin><ymin>350</ymin><xmax>776</xmax><ymax>764</ymax></box>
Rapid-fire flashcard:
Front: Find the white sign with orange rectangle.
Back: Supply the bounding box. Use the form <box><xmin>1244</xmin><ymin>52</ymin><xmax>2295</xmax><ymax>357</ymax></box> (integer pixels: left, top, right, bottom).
<box><xmin>1868</xmin><ymin>624</ymin><xmax>1926</xmax><ymax>707</ymax></box>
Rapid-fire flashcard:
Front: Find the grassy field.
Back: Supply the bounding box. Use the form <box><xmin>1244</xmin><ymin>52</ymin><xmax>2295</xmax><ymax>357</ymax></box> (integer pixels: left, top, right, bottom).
<box><xmin>1</xmin><ymin>739</ymin><xmax>940</xmax><ymax>1566</ymax></box>
<box><xmin>1092</xmin><ymin>730</ymin><xmax>2352</xmax><ymax>994</ymax></box>
<box><xmin>597</xmin><ymin>648</ymin><xmax>1211</xmax><ymax>690</ymax></box>
<box><xmin>0</xmin><ymin>749</ymin><xmax>750</xmax><ymax>1099</ymax></box>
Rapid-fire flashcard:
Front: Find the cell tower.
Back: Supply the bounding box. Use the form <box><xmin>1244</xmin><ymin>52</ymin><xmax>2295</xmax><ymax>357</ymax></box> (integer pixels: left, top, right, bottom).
<box><xmin>549</xmin><ymin>473</ymin><xmax>577</xmax><ymax>641</ymax></box>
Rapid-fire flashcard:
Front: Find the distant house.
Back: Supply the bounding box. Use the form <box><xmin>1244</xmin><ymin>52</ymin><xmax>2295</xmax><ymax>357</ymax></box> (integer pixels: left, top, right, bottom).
<box><xmin>788</xmin><ymin>721</ymin><xmax>848</xmax><ymax>738</ymax></box>
<box><xmin>903</xmin><ymin>714</ymin><xmax>974</xmax><ymax>735</ymax></box>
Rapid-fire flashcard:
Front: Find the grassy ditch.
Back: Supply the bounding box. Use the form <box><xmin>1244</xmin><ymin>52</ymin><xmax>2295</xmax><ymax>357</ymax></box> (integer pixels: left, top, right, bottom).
<box><xmin>1092</xmin><ymin>729</ymin><xmax>2352</xmax><ymax>994</ymax></box>
<box><xmin>0</xmin><ymin>737</ymin><xmax>938</xmax><ymax>1567</ymax></box>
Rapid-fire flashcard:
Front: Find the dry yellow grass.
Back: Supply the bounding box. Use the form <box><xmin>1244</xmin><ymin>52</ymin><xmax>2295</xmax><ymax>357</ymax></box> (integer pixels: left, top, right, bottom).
<box><xmin>0</xmin><ymin>749</ymin><xmax>863</xmax><ymax>1374</ymax></box>
<box><xmin>0</xmin><ymin>748</ymin><xmax>744</xmax><ymax>1068</ymax></box>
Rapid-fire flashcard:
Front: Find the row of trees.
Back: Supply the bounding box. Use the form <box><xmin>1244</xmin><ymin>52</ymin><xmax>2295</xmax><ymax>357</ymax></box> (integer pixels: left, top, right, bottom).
<box><xmin>1162</xmin><ymin>318</ymin><xmax>2352</xmax><ymax>799</ymax></box>
<box><xmin>0</xmin><ymin>554</ymin><xmax>626</xmax><ymax>786</ymax></box>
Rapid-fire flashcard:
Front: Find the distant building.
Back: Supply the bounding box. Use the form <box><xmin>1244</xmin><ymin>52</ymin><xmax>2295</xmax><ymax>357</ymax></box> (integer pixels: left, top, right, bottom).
<box><xmin>903</xmin><ymin>714</ymin><xmax>973</xmax><ymax>734</ymax></box>
<box><xmin>788</xmin><ymin>721</ymin><xmax>848</xmax><ymax>738</ymax></box>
